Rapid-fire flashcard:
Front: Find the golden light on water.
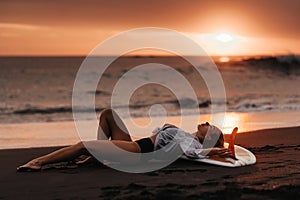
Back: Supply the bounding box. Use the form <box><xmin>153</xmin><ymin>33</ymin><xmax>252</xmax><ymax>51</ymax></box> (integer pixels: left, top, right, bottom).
<box><xmin>222</xmin><ymin>113</ymin><xmax>244</xmax><ymax>134</ymax></box>
<box><xmin>219</xmin><ymin>56</ymin><xmax>230</xmax><ymax>62</ymax></box>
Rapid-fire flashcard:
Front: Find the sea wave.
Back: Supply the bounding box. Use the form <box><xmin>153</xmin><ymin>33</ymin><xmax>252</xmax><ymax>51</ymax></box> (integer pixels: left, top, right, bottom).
<box><xmin>2</xmin><ymin>97</ymin><xmax>299</xmax><ymax>117</ymax></box>
<box><xmin>228</xmin><ymin>55</ymin><xmax>300</xmax><ymax>75</ymax></box>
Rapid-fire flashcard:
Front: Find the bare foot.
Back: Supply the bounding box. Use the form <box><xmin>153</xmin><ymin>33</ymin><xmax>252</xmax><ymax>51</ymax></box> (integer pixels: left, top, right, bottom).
<box><xmin>76</xmin><ymin>156</ymin><xmax>94</xmax><ymax>165</ymax></box>
<box><xmin>17</xmin><ymin>159</ymin><xmax>42</xmax><ymax>172</ymax></box>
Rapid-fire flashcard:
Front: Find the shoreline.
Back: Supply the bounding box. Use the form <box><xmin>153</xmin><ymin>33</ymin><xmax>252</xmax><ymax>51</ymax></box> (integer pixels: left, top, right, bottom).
<box><xmin>1</xmin><ymin>125</ymin><xmax>299</xmax><ymax>151</ymax></box>
<box><xmin>0</xmin><ymin>110</ymin><xmax>299</xmax><ymax>150</ymax></box>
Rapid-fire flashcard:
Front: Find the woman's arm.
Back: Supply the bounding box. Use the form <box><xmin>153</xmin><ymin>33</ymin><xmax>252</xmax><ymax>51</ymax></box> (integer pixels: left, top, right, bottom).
<box><xmin>184</xmin><ymin>147</ymin><xmax>232</xmax><ymax>159</ymax></box>
<box><xmin>202</xmin><ymin>148</ymin><xmax>232</xmax><ymax>157</ymax></box>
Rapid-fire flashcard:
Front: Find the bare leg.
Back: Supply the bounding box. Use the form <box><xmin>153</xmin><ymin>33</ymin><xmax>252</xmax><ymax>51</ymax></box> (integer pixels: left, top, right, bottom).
<box><xmin>17</xmin><ymin>109</ymin><xmax>138</xmax><ymax>171</ymax></box>
<box><xmin>17</xmin><ymin>142</ymin><xmax>88</xmax><ymax>171</ymax></box>
<box><xmin>17</xmin><ymin>140</ymin><xmax>141</xmax><ymax>171</ymax></box>
<box><xmin>97</xmin><ymin>108</ymin><xmax>132</xmax><ymax>141</ymax></box>
<box><xmin>85</xmin><ymin>140</ymin><xmax>141</xmax><ymax>163</ymax></box>
<box><xmin>80</xmin><ymin>108</ymin><xmax>133</xmax><ymax>165</ymax></box>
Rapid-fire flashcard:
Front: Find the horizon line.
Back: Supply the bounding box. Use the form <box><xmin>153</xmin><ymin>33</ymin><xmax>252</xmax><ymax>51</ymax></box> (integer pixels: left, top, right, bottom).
<box><xmin>0</xmin><ymin>53</ymin><xmax>298</xmax><ymax>58</ymax></box>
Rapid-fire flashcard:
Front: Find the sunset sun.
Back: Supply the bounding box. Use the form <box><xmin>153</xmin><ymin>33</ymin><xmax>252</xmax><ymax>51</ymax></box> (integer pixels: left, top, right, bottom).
<box><xmin>215</xmin><ymin>32</ymin><xmax>234</xmax><ymax>43</ymax></box>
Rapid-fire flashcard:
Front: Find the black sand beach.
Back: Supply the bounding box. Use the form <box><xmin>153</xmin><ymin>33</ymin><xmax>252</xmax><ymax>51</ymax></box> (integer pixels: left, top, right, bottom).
<box><xmin>1</xmin><ymin>126</ymin><xmax>299</xmax><ymax>200</ymax></box>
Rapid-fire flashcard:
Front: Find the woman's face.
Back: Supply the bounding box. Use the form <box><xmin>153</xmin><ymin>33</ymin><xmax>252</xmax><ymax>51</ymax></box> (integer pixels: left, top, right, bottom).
<box><xmin>196</xmin><ymin>122</ymin><xmax>211</xmax><ymax>143</ymax></box>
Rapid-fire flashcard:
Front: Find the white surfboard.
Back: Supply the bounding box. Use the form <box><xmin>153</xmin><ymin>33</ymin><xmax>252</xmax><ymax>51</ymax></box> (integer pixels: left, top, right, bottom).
<box><xmin>181</xmin><ymin>143</ymin><xmax>256</xmax><ymax>167</ymax></box>
<box><xmin>181</xmin><ymin>127</ymin><xmax>256</xmax><ymax>167</ymax></box>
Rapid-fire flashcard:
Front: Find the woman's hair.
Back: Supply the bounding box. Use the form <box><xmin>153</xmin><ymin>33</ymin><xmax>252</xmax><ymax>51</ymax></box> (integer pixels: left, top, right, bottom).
<box><xmin>214</xmin><ymin>132</ymin><xmax>224</xmax><ymax>148</ymax></box>
<box><xmin>202</xmin><ymin>125</ymin><xmax>224</xmax><ymax>148</ymax></box>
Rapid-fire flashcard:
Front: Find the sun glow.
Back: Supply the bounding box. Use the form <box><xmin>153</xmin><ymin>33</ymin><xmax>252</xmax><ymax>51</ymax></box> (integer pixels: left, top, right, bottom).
<box><xmin>215</xmin><ymin>32</ymin><xmax>234</xmax><ymax>43</ymax></box>
<box><xmin>219</xmin><ymin>56</ymin><xmax>230</xmax><ymax>62</ymax></box>
<box><xmin>191</xmin><ymin>31</ymin><xmax>247</xmax><ymax>55</ymax></box>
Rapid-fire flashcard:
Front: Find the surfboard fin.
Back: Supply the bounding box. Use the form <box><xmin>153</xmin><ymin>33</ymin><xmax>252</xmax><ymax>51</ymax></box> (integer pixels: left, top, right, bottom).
<box><xmin>228</xmin><ymin>127</ymin><xmax>238</xmax><ymax>159</ymax></box>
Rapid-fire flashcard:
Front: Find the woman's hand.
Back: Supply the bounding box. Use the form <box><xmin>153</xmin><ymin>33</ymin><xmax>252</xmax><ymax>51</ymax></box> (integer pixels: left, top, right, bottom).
<box><xmin>202</xmin><ymin>148</ymin><xmax>233</xmax><ymax>158</ymax></box>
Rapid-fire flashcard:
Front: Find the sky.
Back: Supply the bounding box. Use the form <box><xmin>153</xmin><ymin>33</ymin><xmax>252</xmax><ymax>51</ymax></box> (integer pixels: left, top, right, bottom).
<box><xmin>0</xmin><ymin>0</ymin><xmax>299</xmax><ymax>56</ymax></box>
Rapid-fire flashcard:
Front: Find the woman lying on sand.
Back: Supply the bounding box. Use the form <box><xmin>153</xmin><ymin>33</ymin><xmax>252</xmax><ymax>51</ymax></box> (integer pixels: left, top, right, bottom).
<box><xmin>17</xmin><ymin>108</ymin><xmax>232</xmax><ymax>171</ymax></box>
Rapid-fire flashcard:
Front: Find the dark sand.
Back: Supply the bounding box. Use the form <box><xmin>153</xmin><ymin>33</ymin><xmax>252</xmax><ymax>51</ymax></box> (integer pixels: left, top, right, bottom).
<box><xmin>1</xmin><ymin>127</ymin><xmax>299</xmax><ymax>200</ymax></box>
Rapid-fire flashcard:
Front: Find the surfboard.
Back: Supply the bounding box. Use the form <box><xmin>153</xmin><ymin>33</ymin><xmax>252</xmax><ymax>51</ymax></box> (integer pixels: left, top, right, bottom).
<box><xmin>181</xmin><ymin>143</ymin><xmax>256</xmax><ymax>167</ymax></box>
<box><xmin>181</xmin><ymin>127</ymin><xmax>256</xmax><ymax>167</ymax></box>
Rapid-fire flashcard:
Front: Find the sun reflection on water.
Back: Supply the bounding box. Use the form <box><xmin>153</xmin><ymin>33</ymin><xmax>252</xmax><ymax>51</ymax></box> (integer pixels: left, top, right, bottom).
<box><xmin>219</xmin><ymin>56</ymin><xmax>230</xmax><ymax>63</ymax></box>
<box><xmin>221</xmin><ymin>112</ymin><xmax>244</xmax><ymax>134</ymax></box>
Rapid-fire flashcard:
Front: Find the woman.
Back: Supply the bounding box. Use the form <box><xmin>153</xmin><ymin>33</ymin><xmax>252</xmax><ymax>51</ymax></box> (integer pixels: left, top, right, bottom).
<box><xmin>17</xmin><ymin>108</ymin><xmax>232</xmax><ymax>171</ymax></box>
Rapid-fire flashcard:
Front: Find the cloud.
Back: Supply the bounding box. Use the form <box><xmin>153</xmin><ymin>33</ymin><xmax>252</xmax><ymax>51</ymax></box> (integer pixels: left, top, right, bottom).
<box><xmin>0</xmin><ymin>23</ymin><xmax>48</xmax><ymax>38</ymax></box>
<box><xmin>0</xmin><ymin>23</ymin><xmax>43</xmax><ymax>30</ymax></box>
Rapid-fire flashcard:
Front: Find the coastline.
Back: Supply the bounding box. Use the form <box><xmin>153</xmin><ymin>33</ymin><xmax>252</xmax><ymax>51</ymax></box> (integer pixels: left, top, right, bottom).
<box><xmin>0</xmin><ymin>110</ymin><xmax>299</xmax><ymax>150</ymax></box>
<box><xmin>1</xmin><ymin>126</ymin><xmax>299</xmax><ymax>199</ymax></box>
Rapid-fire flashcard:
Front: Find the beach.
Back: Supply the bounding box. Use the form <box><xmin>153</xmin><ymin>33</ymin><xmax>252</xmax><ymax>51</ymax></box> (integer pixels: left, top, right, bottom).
<box><xmin>0</xmin><ymin>55</ymin><xmax>300</xmax><ymax>199</ymax></box>
<box><xmin>1</xmin><ymin>125</ymin><xmax>299</xmax><ymax>199</ymax></box>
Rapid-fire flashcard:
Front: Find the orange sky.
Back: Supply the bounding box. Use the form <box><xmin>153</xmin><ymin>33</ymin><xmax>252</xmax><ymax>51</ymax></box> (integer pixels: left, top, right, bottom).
<box><xmin>0</xmin><ymin>0</ymin><xmax>299</xmax><ymax>56</ymax></box>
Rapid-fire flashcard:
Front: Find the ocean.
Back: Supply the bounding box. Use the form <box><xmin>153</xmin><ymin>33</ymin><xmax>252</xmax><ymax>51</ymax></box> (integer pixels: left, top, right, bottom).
<box><xmin>1</xmin><ymin>55</ymin><xmax>300</xmax><ymax>149</ymax></box>
<box><xmin>1</xmin><ymin>55</ymin><xmax>300</xmax><ymax>124</ymax></box>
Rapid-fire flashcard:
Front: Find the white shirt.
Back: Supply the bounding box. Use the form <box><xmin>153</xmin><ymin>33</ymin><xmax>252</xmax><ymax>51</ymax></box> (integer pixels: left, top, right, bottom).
<box><xmin>153</xmin><ymin>126</ymin><xmax>206</xmax><ymax>159</ymax></box>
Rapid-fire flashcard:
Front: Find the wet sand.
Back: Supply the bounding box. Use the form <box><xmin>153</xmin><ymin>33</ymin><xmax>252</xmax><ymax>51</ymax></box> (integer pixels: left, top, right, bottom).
<box><xmin>1</xmin><ymin>126</ymin><xmax>299</xmax><ymax>199</ymax></box>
